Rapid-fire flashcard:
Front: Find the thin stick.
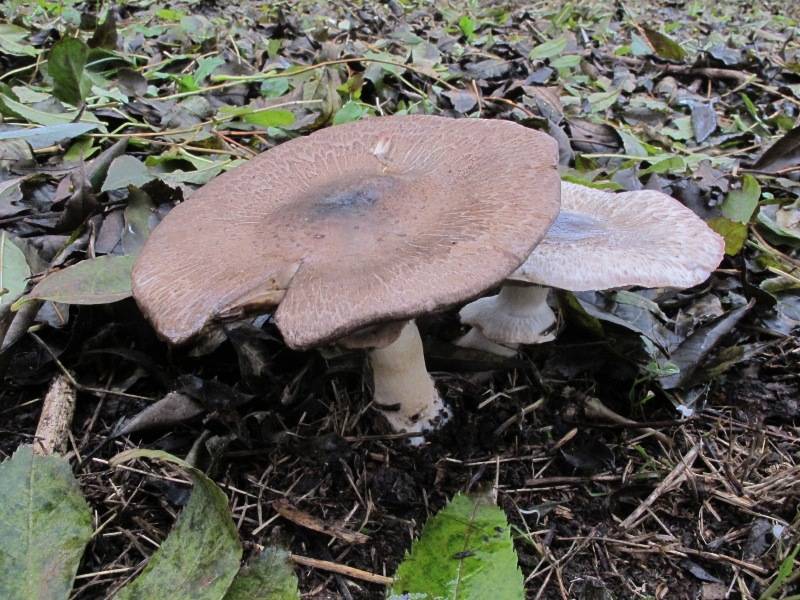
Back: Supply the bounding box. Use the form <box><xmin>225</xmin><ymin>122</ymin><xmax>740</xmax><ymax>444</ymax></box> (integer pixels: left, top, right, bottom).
<box><xmin>288</xmin><ymin>553</ymin><xmax>394</xmax><ymax>586</ymax></box>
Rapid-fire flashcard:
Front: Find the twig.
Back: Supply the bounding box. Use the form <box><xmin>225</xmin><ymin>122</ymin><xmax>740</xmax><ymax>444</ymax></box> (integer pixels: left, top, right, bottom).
<box><xmin>494</xmin><ymin>397</ymin><xmax>545</xmax><ymax>436</ymax></box>
<box><xmin>273</xmin><ymin>499</ymin><xmax>369</xmax><ymax>544</ymax></box>
<box><xmin>286</xmin><ymin>552</ymin><xmax>393</xmax><ymax>585</ymax></box>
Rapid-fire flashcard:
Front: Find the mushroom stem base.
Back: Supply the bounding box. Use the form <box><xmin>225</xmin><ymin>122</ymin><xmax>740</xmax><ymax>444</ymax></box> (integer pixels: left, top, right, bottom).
<box><xmin>369</xmin><ymin>321</ymin><xmax>450</xmax><ymax>440</ymax></box>
<box><xmin>459</xmin><ymin>283</ymin><xmax>557</xmax><ymax>345</ymax></box>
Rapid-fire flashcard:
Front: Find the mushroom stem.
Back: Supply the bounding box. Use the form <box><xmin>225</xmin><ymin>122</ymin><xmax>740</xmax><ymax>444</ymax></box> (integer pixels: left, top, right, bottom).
<box><xmin>369</xmin><ymin>321</ymin><xmax>449</xmax><ymax>437</ymax></box>
<box><xmin>458</xmin><ymin>283</ymin><xmax>557</xmax><ymax>351</ymax></box>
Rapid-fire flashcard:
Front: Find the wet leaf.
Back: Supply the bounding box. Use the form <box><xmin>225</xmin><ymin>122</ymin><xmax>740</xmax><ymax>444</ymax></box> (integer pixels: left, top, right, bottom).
<box><xmin>110</xmin><ymin>449</ymin><xmax>242</xmax><ymax>600</ymax></box>
<box><xmin>48</xmin><ymin>38</ymin><xmax>92</xmax><ymax>106</ymax></box>
<box><xmin>390</xmin><ymin>492</ymin><xmax>523</xmax><ymax>600</ymax></box>
<box><xmin>721</xmin><ymin>175</ymin><xmax>761</xmax><ymax>223</ymax></box>
<box><xmin>443</xmin><ymin>90</ymin><xmax>477</xmax><ymax>114</ymax></box>
<box><xmin>223</xmin><ymin>547</ymin><xmax>299</xmax><ymax>600</ymax></box>
<box><xmin>88</xmin><ymin>12</ymin><xmax>118</xmax><ymax>50</ymax></box>
<box><xmin>114</xmin><ymin>392</ymin><xmax>204</xmax><ymax>437</ymax></box>
<box><xmin>0</xmin><ymin>445</ymin><xmax>93</xmax><ymax>600</ymax></box>
<box><xmin>691</xmin><ymin>103</ymin><xmax>717</xmax><ymax>143</ymax></box>
<box><xmin>101</xmin><ymin>155</ymin><xmax>155</xmax><ymax>192</ymax></box>
<box><xmin>20</xmin><ymin>255</ymin><xmax>135</xmax><ymax>306</ymax></box>
<box><xmin>751</xmin><ymin>126</ymin><xmax>800</xmax><ymax>173</ymax></box>
<box><xmin>660</xmin><ymin>300</ymin><xmax>754</xmax><ymax>390</ymax></box>
<box><xmin>642</xmin><ymin>27</ymin><xmax>686</xmax><ymax>62</ymax></box>
<box><xmin>0</xmin><ymin>177</ymin><xmax>26</xmax><ymax>218</ymax></box>
<box><xmin>117</xmin><ymin>68</ymin><xmax>148</xmax><ymax>97</ymax></box>
<box><xmin>1</xmin><ymin>232</ymin><xmax>30</xmax><ymax>311</ymax></box>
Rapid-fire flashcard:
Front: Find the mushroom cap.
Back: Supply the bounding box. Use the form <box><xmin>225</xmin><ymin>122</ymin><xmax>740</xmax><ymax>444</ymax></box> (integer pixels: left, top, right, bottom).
<box><xmin>508</xmin><ymin>182</ymin><xmax>725</xmax><ymax>291</ymax></box>
<box><xmin>132</xmin><ymin>115</ymin><xmax>560</xmax><ymax>349</ymax></box>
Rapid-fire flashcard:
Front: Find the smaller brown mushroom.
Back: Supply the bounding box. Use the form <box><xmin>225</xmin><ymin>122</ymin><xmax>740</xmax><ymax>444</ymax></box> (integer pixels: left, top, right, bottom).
<box><xmin>457</xmin><ymin>181</ymin><xmax>725</xmax><ymax>355</ymax></box>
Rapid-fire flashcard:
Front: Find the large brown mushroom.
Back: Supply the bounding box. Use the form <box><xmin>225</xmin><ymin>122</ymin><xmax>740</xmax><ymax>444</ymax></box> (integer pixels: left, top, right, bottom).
<box><xmin>457</xmin><ymin>181</ymin><xmax>726</xmax><ymax>355</ymax></box>
<box><xmin>132</xmin><ymin>115</ymin><xmax>560</xmax><ymax>436</ymax></box>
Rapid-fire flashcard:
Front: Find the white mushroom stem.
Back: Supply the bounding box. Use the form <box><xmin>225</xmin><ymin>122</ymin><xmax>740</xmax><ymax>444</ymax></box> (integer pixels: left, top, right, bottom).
<box><xmin>368</xmin><ymin>321</ymin><xmax>450</xmax><ymax>437</ymax></box>
<box><xmin>458</xmin><ymin>284</ymin><xmax>557</xmax><ymax>354</ymax></box>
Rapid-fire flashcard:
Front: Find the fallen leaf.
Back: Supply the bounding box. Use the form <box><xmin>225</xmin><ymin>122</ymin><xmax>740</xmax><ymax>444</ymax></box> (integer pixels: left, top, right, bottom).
<box><xmin>0</xmin><ymin>232</ymin><xmax>30</xmax><ymax>312</ymax></box>
<box><xmin>660</xmin><ymin>300</ymin><xmax>754</xmax><ymax>390</ymax></box>
<box><xmin>751</xmin><ymin>125</ymin><xmax>800</xmax><ymax>173</ymax></box>
<box><xmin>101</xmin><ymin>155</ymin><xmax>155</xmax><ymax>192</ymax></box>
<box><xmin>643</xmin><ymin>27</ymin><xmax>686</xmax><ymax>62</ymax></box>
<box><xmin>223</xmin><ymin>547</ymin><xmax>299</xmax><ymax>600</ymax></box>
<box><xmin>721</xmin><ymin>174</ymin><xmax>761</xmax><ymax>223</ymax></box>
<box><xmin>390</xmin><ymin>492</ymin><xmax>524</xmax><ymax>600</ymax></box>
<box><xmin>48</xmin><ymin>38</ymin><xmax>92</xmax><ymax>106</ymax></box>
<box><xmin>110</xmin><ymin>449</ymin><xmax>242</xmax><ymax>600</ymax></box>
<box><xmin>20</xmin><ymin>255</ymin><xmax>135</xmax><ymax>306</ymax></box>
<box><xmin>0</xmin><ymin>445</ymin><xmax>93</xmax><ymax>600</ymax></box>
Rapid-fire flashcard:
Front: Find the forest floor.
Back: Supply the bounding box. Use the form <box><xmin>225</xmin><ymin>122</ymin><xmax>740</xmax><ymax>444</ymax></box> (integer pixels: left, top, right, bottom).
<box><xmin>1</xmin><ymin>1</ymin><xmax>799</xmax><ymax>598</ymax></box>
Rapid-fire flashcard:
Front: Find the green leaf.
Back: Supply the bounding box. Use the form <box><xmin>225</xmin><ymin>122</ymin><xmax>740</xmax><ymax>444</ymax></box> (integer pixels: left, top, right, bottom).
<box><xmin>457</xmin><ymin>15</ymin><xmax>476</xmax><ymax>41</ymax></box>
<box><xmin>0</xmin><ymin>123</ymin><xmax>98</xmax><ymax>150</ymax></box>
<box><xmin>1</xmin><ymin>232</ymin><xmax>30</xmax><ymax>311</ymax></box>
<box><xmin>708</xmin><ymin>217</ymin><xmax>748</xmax><ymax>255</ymax></box>
<box><xmin>587</xmin><ymin>88</ymin><xmax>621</xmax><ymax>113</ymax></box>
<box><xmin>110</xmin><ymin>449</ymin><xmax>242</xmax><ymax>600</ymax></box>
<box><xmin>260</xmin><ymin>78</ymin><xmax>290</xmax><ymax>98</ymax></box>
<box><xmin>333</xmin><ymin>101</ymin><xmax>367</xmax><ymax>125</ymax></box>
<box><xmin>101</xmin><ymin>155</ymin><xmax>155</xmax><ymax>192</ymax></box>
<box><xmin>721</xmin><ymin>174</ymin><xmax>761</xmax><ymax>223</ymax></box>
<box><xmin>242</xmin><ymin>109</ymin><xmax>295</xmax><ymax>128</ymax></box>
<box><xmin>640</xmin><ymin>155</ymin><xmax>685</xmax><ymax>175</ymax></box>
<box><xmin>529</xmin><ymin>36</ymin><xmax>567</xmax><ymax>60</ymax></box>
<box><xmin>217</xmin><ymin>106</ymin><xmax>295</xmax><ymax>128</ymax></box>
<box><xmin>630</xmin><ymin>33</ymin><xmax>651</xmax><ymax>57</ymax></box>
<box><xmin>223</xmin><ymin>547</ymin><xmax>299</xmax><ymax>600</ymax></box>
<box><xmin>48</xmin><ymin>37</ymin><xmax>92</xmax><ymax>106</ymax></box>
<box><xmin>0</xmin><ymin>446</ymin><xmax>93</xmax><ymax>600</ymax></box>
<box><xmin>642</xmin><ymin>27</ymin><xmax>686</xmax><ymax>62</ymax></box>
<box><xmin>194</xmin><ymin>56</ymin><xmax>225</xmax><ymax>84</ymax></box>
<box><xmin>0</xmin><ymin>95</ymin><xmax>104</xmax><ymax>128</ymax></box>
<box><xmin>121</xmin><ymin>188</ymin><xmax>156</xmax><ymax>255</ymax></box>
<box><xmin>0</xmin><ymin>24</ymin><xmax>39</xmax><ymax>57</ymax></box>
<box><xmin>161</xmin><ymin>163</ymin><xmax>230</xmax><ymax>186</ymax></box>
<box><xmin>390</xmin><ymin>493</ymin><xmax>524</xmax><ymax>600</ymax></box>
<box><xmin>549</xmin><ymin>54</ymin><xmax>581</xmax><ymax>69</ymax></box>
<box><xmin>18</xmin><ymin>255</ymin><xmax>135</xmax><ymax>307</ymax></box>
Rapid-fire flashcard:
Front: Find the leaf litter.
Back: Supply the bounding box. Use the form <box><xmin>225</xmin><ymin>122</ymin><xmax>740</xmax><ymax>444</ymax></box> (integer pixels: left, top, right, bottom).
<box><xmin>0</xmin><ymin>0</ymin><xmax>798</xmax><ymax>599</ymax></box>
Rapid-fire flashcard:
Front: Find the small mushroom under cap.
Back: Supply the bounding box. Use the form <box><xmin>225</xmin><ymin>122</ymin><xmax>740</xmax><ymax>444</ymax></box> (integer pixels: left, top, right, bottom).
<box><xmin>132</xmin><ymin>115</ymin><xmax>561</xmax><ymax>435</ymax></box>
<box><xmin>458</xmin><ymin>181</ymin><xmax>725</xmax><ymax>351</ymax></box>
